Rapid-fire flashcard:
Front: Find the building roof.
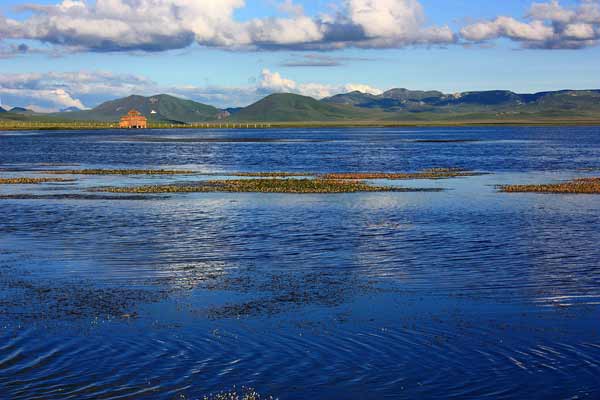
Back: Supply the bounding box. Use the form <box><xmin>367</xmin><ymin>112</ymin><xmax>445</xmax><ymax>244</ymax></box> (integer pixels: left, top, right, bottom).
<box><xmin>125</xmin><ymin>109</ymin><xmax>143</xmax><ymax>117</ymax></box>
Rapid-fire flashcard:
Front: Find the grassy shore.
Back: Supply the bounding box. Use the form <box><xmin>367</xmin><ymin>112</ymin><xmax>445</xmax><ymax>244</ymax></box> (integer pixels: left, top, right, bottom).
<box><xmin>0</xmin><ymin>177</ymin><xmax>76</xmax><ymax>184</ymax></box>
<box><xmin>95</xmin><ymin>178</ymin><xmax>441</xmax><ymax>194</ymax></box>
<box><xmin>500</xmin><ymin>177</ymin><xmax>600</xmax><ymax>194</ymax></box>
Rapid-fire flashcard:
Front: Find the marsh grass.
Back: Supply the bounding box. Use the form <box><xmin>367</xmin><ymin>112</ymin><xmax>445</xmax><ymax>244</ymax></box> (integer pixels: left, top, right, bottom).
<box><xmin>500</xmin><ymin>177</ymin><xmax>600</xmax><ymax>194</ymax></box>
<box><xmin>95</xmin><ymin>178</ymin><xmax>441</xmax><ymax>194</ymax></box>
<box><xmin>42</xmin><ymin>169</ymin><xmax>196</xmax><ymax>175</ymax></box>
<box><xmin>321</xmin><ymin>168</ymin><xmax>483</xmax><ymax>180</ymax></box>
<box><xmin>0</xmin><ymin>177</ymin><xmax>76</xmax><ymax>184</ymax></box>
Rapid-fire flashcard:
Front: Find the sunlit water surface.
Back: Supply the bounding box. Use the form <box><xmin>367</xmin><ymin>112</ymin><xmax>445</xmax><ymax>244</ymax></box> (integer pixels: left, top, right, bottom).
<box><xmin>1</xmin><ymin>127</ymin><xmax>600</xmax><ymax>399</ymax></box>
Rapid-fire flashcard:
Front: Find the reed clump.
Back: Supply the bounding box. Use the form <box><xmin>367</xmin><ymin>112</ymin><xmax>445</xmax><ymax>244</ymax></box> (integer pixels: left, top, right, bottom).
<box><xmin>321</xmin><ymin>168</ymin><xmax>481</xmax><ymax>180</ymax></box>
<box><xmin>96</xmin><ymin>178</ymin><xmax>438</xmax><ymax>194</ymax></box>
<box><xmin>42</xmin><ymin>169</ymin><xmax>195</xmax><ymax>175</ymax></box>
<box><xmin>0</xmin><ymin>177</ymin><xmax>75</xmax><ymax>184</ymax></box>
<box><xmin>500</xmin><ymin>177</ymin><xmax>600</xmax><ymax>194</ymax></box>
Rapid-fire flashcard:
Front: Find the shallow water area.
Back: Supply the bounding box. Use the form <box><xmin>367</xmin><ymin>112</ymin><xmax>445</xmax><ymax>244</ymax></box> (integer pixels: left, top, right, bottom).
<box><xmin>1</xmin><ymin>127</ymin><xmax>600</xmax><ymax>399</ymax></box>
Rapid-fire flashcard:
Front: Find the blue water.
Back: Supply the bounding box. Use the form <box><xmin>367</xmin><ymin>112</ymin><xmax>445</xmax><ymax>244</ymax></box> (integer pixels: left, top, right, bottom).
<box><xmin>1</xmin><ymin>127</ymin><xmax>600</xmax><ymax>399</ymax></box>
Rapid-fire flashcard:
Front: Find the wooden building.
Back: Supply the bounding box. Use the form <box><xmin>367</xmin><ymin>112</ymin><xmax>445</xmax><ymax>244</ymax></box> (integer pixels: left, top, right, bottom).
<box><xmin>119</xmin><ymin>109</ymin><xmax>147</xmax><ymax>129</ymax></box>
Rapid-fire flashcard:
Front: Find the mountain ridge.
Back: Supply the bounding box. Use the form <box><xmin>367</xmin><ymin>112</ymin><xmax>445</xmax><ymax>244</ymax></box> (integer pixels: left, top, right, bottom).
<box><xmin>4</xmin><ymin>88</ymin><xmax>600</xmax><ymax>124</ymax></box>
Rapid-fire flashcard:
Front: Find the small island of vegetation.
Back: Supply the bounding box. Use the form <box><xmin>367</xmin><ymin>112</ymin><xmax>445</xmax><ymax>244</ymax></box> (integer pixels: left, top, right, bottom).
<box><xmin>500</xmin><ymin>177</ymin><xmax>600</xmax><ymax>194</ymax></box>
<box><xmin>95</xmin><ymin>178</ymin><xmax>442</xmax><ymax>194</ymax></box>
<box><xmin>0</xmin><ymin>177</ymin><xmax>76</xmax><ymax>184</ymax></box>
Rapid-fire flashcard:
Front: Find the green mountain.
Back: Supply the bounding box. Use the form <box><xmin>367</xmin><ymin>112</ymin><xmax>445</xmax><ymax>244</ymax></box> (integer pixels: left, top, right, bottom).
<box><xmin>9</xmin><ymin>107</ymin><xmax>33</xmax><ymax>114</ymax></box>
<box><xmin>229</xmin><ymin>93</ymin><xmax>379</xmax><ymax>122</ymax></box>
<box><xmin>54</xmin><ymin>94</ymin><xmax>222</xmax><ymax>123</ymax></box>
<box><xmin>5</xmin><ymin>89</ymin><xmax>600</xmax><ymax>126</ymax></box>
<box><xmin>323</xmin><ymin>88</ymin><xmax>600</xmax><ymax>119</ymax></box>
<box><xmin>323</xmin><ymin>91</ymin><xmax>379</xmax><ymax>106</ymax></box>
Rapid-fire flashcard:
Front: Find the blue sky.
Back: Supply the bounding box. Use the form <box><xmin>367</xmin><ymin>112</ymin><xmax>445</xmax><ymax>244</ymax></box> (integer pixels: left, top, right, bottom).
<box><xmin>0</xmin><ymin>0</ymin><xmax>599</xmax><ymax>111</ymax></box>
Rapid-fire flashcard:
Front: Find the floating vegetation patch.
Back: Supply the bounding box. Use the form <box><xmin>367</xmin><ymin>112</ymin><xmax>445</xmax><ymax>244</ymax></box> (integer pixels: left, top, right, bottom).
<box><xmin>0</xmin><ymin>276</ymin><xmax>167</xmax><ymax>321</ymax></box>
<box><xmin>42</xmin><ymin>168</ymin><xmax>196</xmax><ymax>175</ymax></box>
<box><xmin>499</xmin><ymin>177</ymin><xmax>600</xmax><ymax>194</ymax></box>
<box><xmin>321</xmin><ymin>168</ymin><xmax>483</xmax><ymax>180</ymax></box>
<box><xmin>0</xmin><ymin>177</ymin><xmax>75</xmax><ymax>184</ymax></box>
<box><xmin>233</xmin><ymin>172</ymin><xmax>308</xmax><ymax>177</ymax></box>
<box><xmin>95</xmin><ymin>178</ymin><xmax>441</xmax><ymax>194</ymax></box>
<box><xmin>201</xmin><ymin>387</ymin><xmax>273</xmax><ymax>400</ymax></box>
<box><xmin>200</xmin><ymin>269</ymin><xmax>383</xmax><ymax>319</ymax></box>
<box><xmin>0</xmin><ymin>194</ymin><xmax>165</xmax><ymax>200</ymax></box>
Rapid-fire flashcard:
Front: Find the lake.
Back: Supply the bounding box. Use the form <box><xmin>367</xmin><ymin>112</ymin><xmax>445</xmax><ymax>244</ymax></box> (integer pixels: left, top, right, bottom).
<box><xmin>1</xmin><ymin>126</ymin><xmax>600</xmax><ymax>399</ymax></box>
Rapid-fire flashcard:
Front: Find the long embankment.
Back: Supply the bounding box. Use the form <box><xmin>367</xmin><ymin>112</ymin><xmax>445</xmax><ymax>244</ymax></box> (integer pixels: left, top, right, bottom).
<box><xmin>2</xmin><ymin>119</ymin><xmax>600</xmax><ymax>131</ymax></box>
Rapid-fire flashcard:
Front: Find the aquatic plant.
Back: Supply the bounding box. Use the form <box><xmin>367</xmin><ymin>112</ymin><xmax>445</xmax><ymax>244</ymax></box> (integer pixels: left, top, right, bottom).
<box><xmin>95</xmin><ymin>178</ymin><xmax>441</xmax><ymax>194</ymax></box>
<box><xmin>233</xmin><ymin>172</ymin><xmax>308</xmax><ymax>177</ymax></box>
<box><xmin>0</xmin><ymin>177</ymin><xmax>75</xmax><ymax>184</ymax></box>
<box><xmin>499</xmin><ymin>177</ymin><xmax>600</xmax><ymax>194</ymax></box>
<box><xmin>43</xmin><ymin>169</ymin><xmax>195</xmax><ymax>175</ymax></box>
<box><xmin>202</xmin><ymin>387</ymin><xmax>273</xmax><ymax>400</ymax></box>
<box><xmin>321</xmin><ymin>168</ymin><xmax>482</xmax><ymax>180</ymax></box>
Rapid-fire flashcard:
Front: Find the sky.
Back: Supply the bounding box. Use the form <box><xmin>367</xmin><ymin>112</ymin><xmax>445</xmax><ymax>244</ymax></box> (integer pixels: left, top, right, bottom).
<box><xmin>0</xmin><ymin>0</ymin><xmax>599</xmax><ymax>111</ymax></box>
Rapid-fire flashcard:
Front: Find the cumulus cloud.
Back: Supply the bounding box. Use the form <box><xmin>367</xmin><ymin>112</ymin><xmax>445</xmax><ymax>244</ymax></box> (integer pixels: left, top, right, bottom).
<box><xmin>0</xmin><ymin>87</ymin><xmax>85</xmax><ymax>111</ymax></box>
<box><xmin>461</xmin><ymin>0</ymin><xmax>600</xmax><ymax>49</ymax></box>
<box><xmin>0</xmin><ymin>69</ymin><xmax>382</xmax><ymax>111</ymax></box>
<box><xmin>346</xmin><ymin>0</ymin><xmax>453</xmax><ymax>45</ymax></box>
<box><xmin>0</xmin><ymin>0</ymin><xmax>455</xmax><ymax>53</ymax></box>
<box><xmin>258</xmin><ymin>69</ymin><xmax>382</xmax><ymax>98</ymax></box>
<box><xmin>344</xmin><ymin>83</ymin><xmax>383</xmax><ymax>95</ymax></box>
<box><xmin>0</xmin><ymin>71</ymin><xmax>156</xmax><ymax>111</ymax></box>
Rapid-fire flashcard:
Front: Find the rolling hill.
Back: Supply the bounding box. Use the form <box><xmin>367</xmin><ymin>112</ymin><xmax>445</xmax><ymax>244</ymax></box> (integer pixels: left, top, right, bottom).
<box><xmin>323</xmin><ymin>88</ymin><xmax>600</xmax><ymax>119</ymax></box>
<box><xmin>229</xmin><ymin>93</ymin><xmax>379</xmax><ymax>122</ymax></box>
<box><xmin>4</xmin><ymin>88</ymin><xmax>600</xmax><ymax>126</ymax></box>
<box><xmin>54</xmin><ymin>94</ymin><xmax>222</xmax><ymax>123</ymax></box>
<box><xmin>9</xmin><ymin>107</ymin><xmax>33</xmax><ymax>114</ymax></box>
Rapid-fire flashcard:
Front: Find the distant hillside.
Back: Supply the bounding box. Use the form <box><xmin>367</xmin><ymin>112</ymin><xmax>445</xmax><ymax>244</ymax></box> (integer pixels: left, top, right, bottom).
<box><xmin>324</xmin><ymin>91</ymin><xmax>379</xmax><ymax>106</ymax></box>
<box><xmin>323</xmin><ymin>88</ymin><xmax>600</xmax><ymax>118</ymax></box>
<box><xmin>4</xmin><ymin>88</ymin><xmax>600</xmax><ymax>126</ymax></box>
<box><xmin>61</xmin><ymin>106</ymin><xmax>82</xmax><ymax>113</ymax></box>
<box><xmin>230</xmin><ymin>93</ymin><xmax>378</xmax><ymax>122</ymax></box>
<box><xmin>9</xmin><ymin>107</ymin><xmax>33</xmax><ymax>114</ymax></box>
<box><xmin>0</xmin><ymin>106</ymin><xmax>5</xmax><ymax>113</ymax></box>
<box><xmin>54</xmin><ymin>94</ymin><xmax>222</xmax><ymax>123</ymax></box>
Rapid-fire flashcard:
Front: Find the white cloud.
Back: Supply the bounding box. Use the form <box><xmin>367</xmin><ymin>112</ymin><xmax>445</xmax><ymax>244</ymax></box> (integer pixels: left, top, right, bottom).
<box><xmin>529</xmin><ymin>0</ymin><xmax>575</xmax><ymax>23</ymax></box>
<box><xmin>0</xmin><ymin>87</ymin><xmax>85</xmax><ymax>111</ymax></box>
<box><xmin>259</xmin><ymin>69</ymin><xmax>298</xmax><ymax>92</ymax></box>
<box><xmin>344</xmin><ymin>83</ymin><xmax>383</xmax><ymax>95</ymax></box>
<box><xmin>563</xmin><ymin>23</ymin><xmax>596</xmax><ymax>39</ymax></box>
<box><xmin>258</xmin><ymin>68</ymin><xmax>382</xmax><ymax>99</ymax></box>
<box><xmin>461</xmin><ymin>17</ymin><xmax>554</xmax><ymax>42</ymax></box>
<box><xmin>0</xmin><ymin>0</ymin><xmax>454</xmax><ymax>53</ymax></box>
<box><xmin>277</xmin><ymin>0</ymin><xmax>305</xmax><ymax>17</ymax></box>
<box><xmin>461</xmin><ymin>0</ymin><xmax>600</xmax><ymax>49</ymax></box>
<box><xmin>346</xmin><ymin>0</ymin><xmax>453</xmax><ymax>45</ymax></box>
